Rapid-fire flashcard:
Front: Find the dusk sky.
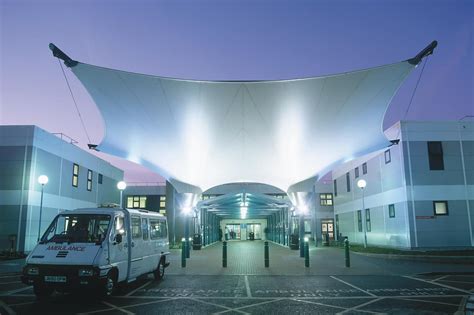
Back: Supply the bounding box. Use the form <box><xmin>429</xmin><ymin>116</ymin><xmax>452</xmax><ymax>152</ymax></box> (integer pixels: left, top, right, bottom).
<box><xmin>1</xmin><ymin>0</ymin><xmax>472</xmax><ymax>183</ymax></box>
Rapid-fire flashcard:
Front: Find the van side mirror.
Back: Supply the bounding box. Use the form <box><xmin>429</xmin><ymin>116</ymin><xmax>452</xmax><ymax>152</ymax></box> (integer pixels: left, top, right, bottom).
<box><xmin>114</xmin><ymin>233</ymin><xmax>123</xmax><ymax>244</ymax></box>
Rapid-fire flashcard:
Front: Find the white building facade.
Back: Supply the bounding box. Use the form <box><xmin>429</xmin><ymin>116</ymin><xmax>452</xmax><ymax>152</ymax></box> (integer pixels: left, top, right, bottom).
<box><xmin>332</xmin><ymin>120</ymin><xmax>474</xmax><ymax>249</ymax></box>
<box><xmin>0</xmin><ymin>125</ymin><xmax>124</xmax><ymax>252</ymax></box>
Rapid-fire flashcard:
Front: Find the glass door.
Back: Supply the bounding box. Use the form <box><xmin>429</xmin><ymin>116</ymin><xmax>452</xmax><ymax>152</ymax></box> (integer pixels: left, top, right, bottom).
<box><xmin>247</xmin><ymin>223</ymin><xmax>261</xmax><ymax>239</ymax></box>
<box><xmin>225</xmin><ymin>224</ymin><xmax>241</xmax><ymax>240</ymax></box>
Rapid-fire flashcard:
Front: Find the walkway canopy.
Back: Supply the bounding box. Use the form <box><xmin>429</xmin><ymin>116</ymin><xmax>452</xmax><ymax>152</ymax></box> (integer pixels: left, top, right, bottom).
<box><xmin>50</xmin><ymin>41</ymin><xmax>436</xmax><ymax>195</ymax></box>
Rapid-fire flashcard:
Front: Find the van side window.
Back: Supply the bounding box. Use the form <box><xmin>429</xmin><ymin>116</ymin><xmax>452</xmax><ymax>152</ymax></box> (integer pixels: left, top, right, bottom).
<box><xmin>131</xmin><ymin>216</ymin><xmax>142</xmax><ymax>239</ymax></box>
<box><xmin>160</xmin><ymin>220</ymin><xmax>168</xmax><ymax>238</ymax></box>
<box><xmin>115</xmin><ymin>216</ymin><xmax>125</xmax><ymax>235</ymax></box>
<box><xmin>142</xmin><ymin>218</ymin><xmax>149</xmax><ymax>240</ymax></box>
<box><xmin>149</xmin><ymin>219</ymin><xmax>167</xmax><ymax>239</ymax></box>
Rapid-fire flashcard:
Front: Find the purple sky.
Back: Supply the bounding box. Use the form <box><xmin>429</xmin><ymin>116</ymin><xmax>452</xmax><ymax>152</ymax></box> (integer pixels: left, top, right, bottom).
<box><xmin>1</xmin><ymin>0</ymin><xmax>472</xmax><ymax>183</ymax></box>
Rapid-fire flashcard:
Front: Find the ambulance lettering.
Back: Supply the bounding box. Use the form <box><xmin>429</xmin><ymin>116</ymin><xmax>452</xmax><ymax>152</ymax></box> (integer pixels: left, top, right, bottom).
<box><xmin>46</xmin><ymin>245</ymin><xmax>85</xmax><ymax>251</ymax></box>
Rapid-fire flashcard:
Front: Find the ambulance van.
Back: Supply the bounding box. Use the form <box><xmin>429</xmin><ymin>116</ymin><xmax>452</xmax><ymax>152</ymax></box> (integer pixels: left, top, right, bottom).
<box><xmin>21</xmin><ymin>205</ymin><xmax>170</xmax><ymax>298</ymax></box>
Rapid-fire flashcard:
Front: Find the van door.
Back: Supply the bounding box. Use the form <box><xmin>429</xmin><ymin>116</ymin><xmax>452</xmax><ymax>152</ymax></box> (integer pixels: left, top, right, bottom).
<box><xmin>129</xmin><ymin>215</ymin><xmax>145</xmax><ymax>279</ymax></box>
<box><xmin>109</xmin><ymin>215</ymin><xmax>129</xmax><ymax>282</ymax></box>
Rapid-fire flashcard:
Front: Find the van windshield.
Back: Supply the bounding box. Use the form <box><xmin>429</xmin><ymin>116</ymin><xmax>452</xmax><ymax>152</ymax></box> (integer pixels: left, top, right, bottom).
<box><xmin>41</xmin><ymin>214</ymin><xmax>111</xmax><ymax>244</ymax></box>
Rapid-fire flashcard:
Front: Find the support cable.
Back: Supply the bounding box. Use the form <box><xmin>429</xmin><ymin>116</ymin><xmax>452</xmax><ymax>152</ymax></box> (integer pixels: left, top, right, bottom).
<box><xmin>394</xmin><ymin>56</ymin><xmax>430</xmax><ymax>142</ymax></box>
<box><xmin>57</xmin><ymin>59</ymin><xmax>92</xmax><ymax>144</ymax></box>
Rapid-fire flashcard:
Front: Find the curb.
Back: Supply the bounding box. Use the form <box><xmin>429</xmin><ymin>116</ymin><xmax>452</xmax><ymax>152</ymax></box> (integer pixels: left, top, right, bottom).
<box><xmin>350</xmin><ymin>251</ymin><xmax>474</xmax><ymax>264</ymax></box>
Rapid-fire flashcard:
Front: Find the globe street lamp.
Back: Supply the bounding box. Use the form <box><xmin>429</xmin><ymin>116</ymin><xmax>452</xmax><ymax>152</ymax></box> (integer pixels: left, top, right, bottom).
<box><xmin>357</xmin><ymin>179</ymin><xmax>368</xmax><ymax>248</ymax></box>
<box><xmin>37</xmin><ymin>175</ymin><xmax>49</xmax><ymax>242</ymax></box>
<box><xmin>117</xmin><ymin>181</ymin><xmax>127</xmax><ymax>208</ymax></box>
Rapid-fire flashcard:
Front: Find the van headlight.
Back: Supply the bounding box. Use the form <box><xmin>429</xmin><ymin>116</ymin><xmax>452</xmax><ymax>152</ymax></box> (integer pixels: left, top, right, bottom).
<box><xmin>26</xmin><ymin>266</ymin><xmax>39</xmax><ymax>275</ymax></box>
<box><xmin>78</xmin><ymin>268</ymin><xmax>94</xmax><ymax>277</ymax></box>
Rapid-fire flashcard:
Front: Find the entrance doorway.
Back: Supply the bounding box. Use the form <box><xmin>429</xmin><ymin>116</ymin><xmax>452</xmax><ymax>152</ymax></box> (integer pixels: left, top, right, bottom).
<box><xmin>321</xmin><ymin>219</ymin><xmax>334</xmax><ymax>240</ymax></box>
<box><xmin>247</xmin><ymin>223</ymin><xmax>262</xmax><ymax>240</ymax></box>
<box><xmin>225</xmin><ymin>224</ymin><xmax>241</xmax><ymax>240</ymax></box>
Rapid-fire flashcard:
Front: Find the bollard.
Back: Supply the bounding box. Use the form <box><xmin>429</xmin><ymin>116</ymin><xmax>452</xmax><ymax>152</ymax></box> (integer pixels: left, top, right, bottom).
<box><xmin>222</xmin><ymin>241</ymin><xmax>227</xmax><ymax>267</ymax></box>
<box><xmin>304</xmin><ymin>237</ymin><xmax>309</xmax><ymax>268</ymax></box>
<box><xmin>181</xmin><ymin>238</ymin><xmax>186</xmax><ymax>268</ymax></box>
<box><xmin>264</xmin><ymin>241</ymin><xmax>269</xmax><ymax>268</ymax></box>
<box><xmin>344</xmin><ymin>239</ymin><xmax>350</xmax><ymax>268</ymax></box>
<box><xmin>186</xmin><ymin>237</ymin><xmax>191</xmax><ymax>259</ymax></box>
<box><xmin>187</xmin><ymin>237</ymin><xmax>192</xmax><ymax>258</ymax></box>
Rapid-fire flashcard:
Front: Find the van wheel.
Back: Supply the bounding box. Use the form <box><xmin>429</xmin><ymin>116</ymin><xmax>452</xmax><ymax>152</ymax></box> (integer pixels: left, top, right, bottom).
<box><xmin>154</xmin><ymin>257</ymin><xmax>165</xmax><ymax>281</ymax></box>
<box><xmin>100</xmin><ymin>271</ymin><xmax>116</xmax><ymax>297</ymax></box>
<box><xmin>33</xmin><ymin>284</ymin><xmax>54</xmax><ymax>300</ymax></box>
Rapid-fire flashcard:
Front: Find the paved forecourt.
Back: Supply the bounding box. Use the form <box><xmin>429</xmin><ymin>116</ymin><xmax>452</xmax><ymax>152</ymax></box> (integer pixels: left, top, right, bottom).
<box><xmin>0</xmin><ymin>273</ymin><xmax>473</xmax><ymax>314</ymax></box>
<box><xmin>1</xmin><ymin>241</ymin><xmax>473</xmax><ymax>314</ymax></box>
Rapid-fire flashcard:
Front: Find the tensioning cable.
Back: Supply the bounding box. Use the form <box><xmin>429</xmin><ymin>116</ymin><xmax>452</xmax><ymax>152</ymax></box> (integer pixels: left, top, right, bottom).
<box><xmin>57</xmin><ymin>58</ymin><xmax>92</xmax><ymax>144</ymax></box>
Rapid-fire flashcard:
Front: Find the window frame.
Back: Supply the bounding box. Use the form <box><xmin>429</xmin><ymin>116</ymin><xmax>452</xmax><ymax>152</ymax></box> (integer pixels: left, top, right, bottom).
<box><xmin>362</xmin><ymin>162</ymin><xmax>367</xmax><ymax>175</ymax></box>
<box><xmin>98</xmin><ymin>173</ymin><xmax>103</xmax><ymax>184</ymax></box>
<box><xmin>355</xmin><ymin>167</ymin><xmax>359</xmax><ymax>179</ymax></box>
<box><xmin>87</xmin><ymin>169</ymin><xmax>93</xmax><ymax>191</ymax></box>
<box><xmin>72</xmin><ymin>163</ymin><xmax>79</xmax><ymax>187</ymax></box>
<box><xmin>365</xmin><ymin>209</ymin><xmax>371</xmax><ymax>232</ymax></box>
<box><xmin>384</xmin><ymin>149</ymin><xmax>391</xmax><ymax>164</ymax></box>
<box><xmin>388</xmin><ymin>204</ymin><xmax>395</xmax><ymax>218</ymax></box>
<box><xmin>346</xmin><ymin>172</ymin><xmax>351</xmax><ymax>192</ymax></box>
<box><xmin>357</xmin><ymin>210</ymin><xmax>362</xmax><ymax>232</ymax></box>
<box><xmin>159</xmin><ymin>195</ymin><xmax>166</xmax><ymax>209</ymax></box>
<box><xmin>320</xmin><ymin>193</ymin><xmax>333</xmax><ymax>206</ymax></box>
<box><xmin>428</xmin><ymin>141</ymin><xmax>444</xmax><ymax>170</ymax></box>
<box><xmin>433</xmin><ymin>201</ymin><xmax>449</xmax><ymax>216</ymax></box>
<box><xmin>127</xmin><ymin>196</ymin><xmax>147</xmax><ymax>209</ymax></box>
<box><xmin>142</xmin><ymin>218</ymin><xmax>149</xmax><ymax>240</ymax></box>
<box><xmin>131</xmin><ymin>216</ymin><xmax>142</xmax><ymax>239</ymax></box>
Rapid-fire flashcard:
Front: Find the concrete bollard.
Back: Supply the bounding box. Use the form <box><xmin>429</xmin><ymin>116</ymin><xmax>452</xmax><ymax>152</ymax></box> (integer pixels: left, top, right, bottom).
<box><xmin>344</xmin><ymin>239</ymin><xmax>350</xmax><ymax>268</ymax></box>
<box><xmin>264</xmin><ymin>241</ymin><xmax>269</xmax><ymax>268</ymax></box>
<box><xmin>304</xmin><ymin>237</ymin><xmax>309</xmax><ymax>268</ymax></box>
<box><xmin>222</xmin><ymin>241</ymin><xmax>227</xmax><ymax>268</ymax></box>
<box><xmin>181</xmin><ymin>238</ymin><xmax>186</xmax><ymax>268</ymax></box>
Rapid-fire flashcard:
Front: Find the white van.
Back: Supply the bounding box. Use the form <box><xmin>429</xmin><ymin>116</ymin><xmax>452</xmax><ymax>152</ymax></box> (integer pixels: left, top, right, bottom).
<box><xmin>21</xmin><ymin>205</ymin><xmax>170</xmax><ymax>298</ymax></box>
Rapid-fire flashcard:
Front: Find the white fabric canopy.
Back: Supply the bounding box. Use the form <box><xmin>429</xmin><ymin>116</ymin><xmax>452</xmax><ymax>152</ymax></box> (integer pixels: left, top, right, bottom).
<box><xmin>71</xmin><ymin>59</ymin><xmax>415</xmax><ymax>192</ymax></box>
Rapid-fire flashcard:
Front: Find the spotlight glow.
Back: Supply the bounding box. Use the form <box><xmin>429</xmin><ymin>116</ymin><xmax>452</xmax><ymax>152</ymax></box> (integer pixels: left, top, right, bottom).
<box><xmin>38</xmin><ymin>175</ymin><xmax>49</xmax><ymax>185</ymax></box>
<box><xmin>357</xmin><ymin>179</ymin><xmax>367</xmax><ymax>189</ymax></box>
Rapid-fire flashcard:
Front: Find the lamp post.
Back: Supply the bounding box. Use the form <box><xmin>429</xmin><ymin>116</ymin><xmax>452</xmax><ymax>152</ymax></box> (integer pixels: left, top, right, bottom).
<box><xmin>117</xmin><ymin>181</ymin><xmax>127</xmax><ymax>208</ymax></box>
<box><xmin>37</xmin><ymin>175</ymin><xmax>49</xmax><ymax>242</ymax></box>
<box><xmin>357</xmin><ymin>179</ymin><xmax>367</xmax><ymax>248</ymax></box>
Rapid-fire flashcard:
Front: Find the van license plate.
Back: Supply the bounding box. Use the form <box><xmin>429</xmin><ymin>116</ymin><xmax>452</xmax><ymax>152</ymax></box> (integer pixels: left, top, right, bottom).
<box><xmin>44</xmin><ymin>276</ymin><xmax>67</xmax><ymax>283</ymax></box>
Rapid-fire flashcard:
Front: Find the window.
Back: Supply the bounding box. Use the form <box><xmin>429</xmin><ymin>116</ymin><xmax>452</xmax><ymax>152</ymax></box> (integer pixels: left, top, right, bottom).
<box><xmin>366</xmin><ymin>209</ymin><xmax>371</xmax><ymax>232</ymax></box>
<box><xmin>87</xmin><ymin>170</ymin><xmax>93</xmax><ymax>191</ymax></box>
<box><xmin>388</xmin><ymin>204</ymin><xmax>395</xmax><ymax>218</ymax></box>
<box><xmin>115</xmin><ymin>216</ymin><xmax>125</xmax><ymax>234</ymax></box>
<box><xmin>72</xmin><ymin>163</ymin><xmax>79</xmax><ymax>187</ymax></box>
<box><xmin>357</xmin><ymin>210</ymin><xmax>362</xmax><ymax>232</ymax></box>
<box><xmin>150</xmin><ymin>219</ymin><xmax>167</xmax><ymax>239</ymax></box>
<box><xmin>433</xmin><ymin>201</ymin><xmax>448</xmax><ymax>215</ymax></box>
<box><xmin>320</xmin><ymin>193</ymin><xmax>333</xmax><ymax>206</ymax></box>
<box><xmin>428</xmin><ymin>141</ymin><xmax>444</xmax><ymax>170</ymax></box>
<box><xmin>385</xmin><ymin>149</ymin><xmax>391</xmax><ymax>164</ymax></box>
<box><xmin>159</xmin><ymin>195</ymin><xmax>166</xmax><ymax>209</ymax></box>
<box><xmin>362</xmin><ymin>162</ymin><xmax>367</xmax><ymax>175</ymax></box>
<box><xmin>333</xmin><ymin>180</ymin><xmax>337</xmax><ymax>197</ymax></box>
<box><xmin>346</xmin><ymin>172</ymin><xmax>351</xmax><ymax>192</ymax></box>
<box><xmin>142</xmin><ymin>218</ymin><xmax>149</xmax><ymax>240</ymax></box>
<box><xmin>127</xmin><ymin>196</ymin><xmax>147</xmax><ymax>209</ymax></box>
<box><xmin>131</xmin><ymin>216</ymin><xmax>142</xmax><ymax>239</ymax></box>
<box><xmin>335</xmin><ymin>214</ymin><xmax>339</xmax><ymax>238</ymax></box>
<box><xmin>98</xmin><ymin>173</ymin><xmax>103</xmax><ymax>184</ymax></box>
<box><xmin>355</xmin><ymin>167</ymin><xmax>359</xmax><ymax>178</ymax></box>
